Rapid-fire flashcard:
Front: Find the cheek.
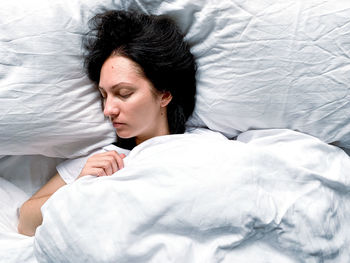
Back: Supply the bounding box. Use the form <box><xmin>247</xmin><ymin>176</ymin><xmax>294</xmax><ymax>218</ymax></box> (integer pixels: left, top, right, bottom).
<box><xmin>127</xmin><ymin>95</ymin><xmax>160</xmax><ymax>121</ymax></box>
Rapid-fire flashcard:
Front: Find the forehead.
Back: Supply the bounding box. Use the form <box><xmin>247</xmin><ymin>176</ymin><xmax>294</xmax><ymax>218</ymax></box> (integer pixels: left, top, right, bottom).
<box><xmin>99</xmin><ymin>55</ymin><xmax>145</xmax><ymax>88</ymax></box>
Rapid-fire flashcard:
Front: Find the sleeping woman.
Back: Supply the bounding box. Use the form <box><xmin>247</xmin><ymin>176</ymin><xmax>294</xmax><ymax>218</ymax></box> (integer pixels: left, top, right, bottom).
<box><xmin>17</xmin><ymin>10</ymin><xmax>197</xmax><ymax>236</ymax></box>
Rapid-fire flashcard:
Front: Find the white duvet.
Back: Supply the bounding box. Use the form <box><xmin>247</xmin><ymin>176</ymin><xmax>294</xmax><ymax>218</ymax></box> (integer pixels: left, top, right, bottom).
<box><xmin>25</xmin><ymin>129</ymin><xmax>350</xmax><ymax>262</ymax></box>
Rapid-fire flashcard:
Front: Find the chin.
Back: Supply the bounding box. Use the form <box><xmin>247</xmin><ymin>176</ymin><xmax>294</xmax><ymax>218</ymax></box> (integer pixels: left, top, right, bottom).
<box><xmin>116</xmin><ymin>132</ymin><xmax>134</xmax><ymax>139</ymax></box>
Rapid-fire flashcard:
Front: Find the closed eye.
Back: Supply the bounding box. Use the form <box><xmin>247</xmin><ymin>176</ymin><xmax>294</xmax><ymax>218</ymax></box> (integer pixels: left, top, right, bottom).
<box><xmin>119</xmin><ymin>93</ymin><xmax>133</xmax><ymax>99</ymax></box>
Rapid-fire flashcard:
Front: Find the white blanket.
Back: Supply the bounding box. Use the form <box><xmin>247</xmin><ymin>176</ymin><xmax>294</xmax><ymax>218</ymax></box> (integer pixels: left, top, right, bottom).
<box><xmin>31</xmin><ymin>129</ymin><xmax>350</xmax><ymax>262</ymax></box>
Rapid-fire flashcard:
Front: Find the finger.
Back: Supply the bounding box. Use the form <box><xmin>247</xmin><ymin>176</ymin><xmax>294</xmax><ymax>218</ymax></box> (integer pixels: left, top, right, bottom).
<box><xmin>79</xmin><ymin>168</ymin><xmax>103</xmax><ymax>178</ymax></box>
<box><xmin>120</xmin><ymin>153</ymin><xmax>126</xmax><ymax>159</ymax></box>
<box><xmin>86</xmin><ymin>155</ymin><xmax>118</xmax><ymax>175</ymax></box>
<box><xmin>101</xmin><ymin>160</ymin><xmax>114</xmax><ymax>176</ymax></box>
<box><xmin>115</xmin><ymin>153</ymin><xmax>124</xmax><ymax>170</ymax></box>
<box><xmin>94</xmin><ymin>151</ymin><xmax>124</xmax><ymax>172</ymax></box>
<box><xmin>110</xmin><ymin>151</ymin><xmax>124</xmax><ymax>170</ymax></box>
<box><xmin>109</xmin><ymin>156</ymin><xmax>119</xmax><ymax>174</ymax></box>
<box><xmin>87</xmin><ymin>152</ymin><xmax>108</xmax><ymax>161</ymax></box>
<box><xmin>96</xmin><ymin>168</ymin><xmax>107</xmax><ymax>177</ymax></box>
<box><xmin>100</xmin><ymin>153</ymin><xmax>119</xmax><ymax>174</ymax></box>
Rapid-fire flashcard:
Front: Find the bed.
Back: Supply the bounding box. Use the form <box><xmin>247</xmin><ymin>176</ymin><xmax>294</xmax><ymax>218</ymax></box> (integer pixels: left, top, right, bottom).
<box><xmin>1</xmin><ymin>0</ymin><xmax>350</xmax><ymax>262</ymax></box>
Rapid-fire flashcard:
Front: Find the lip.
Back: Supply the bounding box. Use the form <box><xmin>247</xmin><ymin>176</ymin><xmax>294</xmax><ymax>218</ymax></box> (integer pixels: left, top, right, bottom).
<box><xmin>113</xmin><ymin>122</ymin><xmax>125</xmax><ymax>128</ymax></box>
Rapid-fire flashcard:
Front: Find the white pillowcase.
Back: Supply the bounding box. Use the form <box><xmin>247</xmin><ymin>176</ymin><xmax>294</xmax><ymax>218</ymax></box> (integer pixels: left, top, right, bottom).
<box><xmin>0</xmin><ymin>0</ymin><xmax>117</xmax><ymax>157</ymax></box>
<box><xmin>181</xmin><ymin>0</ymin><xmax>350</xmax><ymax>148</ymax></box>
<box><xmin>1</xmin><ymin>0</ymin><xmax>349</xmax><ymax>158</ymax></box>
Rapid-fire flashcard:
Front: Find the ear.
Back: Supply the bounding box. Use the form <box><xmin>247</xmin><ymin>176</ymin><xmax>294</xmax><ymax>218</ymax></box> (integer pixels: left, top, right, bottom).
<box><xmin>160</xmin><ymin>91</ymin><xmax>173</xmax><ymax>107</ymax></box>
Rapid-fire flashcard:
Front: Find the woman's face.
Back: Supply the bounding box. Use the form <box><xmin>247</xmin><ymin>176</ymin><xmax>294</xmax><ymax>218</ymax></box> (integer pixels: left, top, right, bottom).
<box><xmin>99</xmin><ymin>55</ymin><xmax>171</xmax><ymax>145</ymax></box>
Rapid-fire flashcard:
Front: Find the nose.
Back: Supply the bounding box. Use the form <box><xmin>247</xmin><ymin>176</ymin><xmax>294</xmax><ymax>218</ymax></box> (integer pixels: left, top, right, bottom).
<box><xmin>103</xmin><ymin>96</ymin><xmax>120</xmax><ymax>117</ymax></box>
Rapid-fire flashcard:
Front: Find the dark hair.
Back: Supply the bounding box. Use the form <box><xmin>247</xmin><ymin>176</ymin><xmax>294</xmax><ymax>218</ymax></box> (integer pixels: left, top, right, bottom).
<box><xmin>83</xmin><ymin>10</ymin><xmax>197</xmax><ymax>148</ymax></box>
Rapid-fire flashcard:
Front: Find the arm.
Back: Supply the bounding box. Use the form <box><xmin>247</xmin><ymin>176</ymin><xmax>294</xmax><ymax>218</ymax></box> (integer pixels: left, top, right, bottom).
<box><xmin>18</xmin><ymin>173</ymin><xmax>66</xmax><ymax>236</ymax></box>
<box><xmin>17</xmin><ymin>151</ymin><xmax>126</xmax><ymax>236</ymax></box>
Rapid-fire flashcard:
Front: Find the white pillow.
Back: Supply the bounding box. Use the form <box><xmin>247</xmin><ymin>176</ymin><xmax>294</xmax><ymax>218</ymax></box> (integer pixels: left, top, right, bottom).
<box><xmin>0</xmin><ymin>0</ymin><xmax>118</xmax><ymax>157</ymax></box>
<box><xmin>181</xmin><ymin>0</ymin><xmax>350</xmax><ymax>149</ymax></box>
<box><xmin>1</xmin><ymin>0</ymin><xmax>349</xmax><ymax>158</ymax></box>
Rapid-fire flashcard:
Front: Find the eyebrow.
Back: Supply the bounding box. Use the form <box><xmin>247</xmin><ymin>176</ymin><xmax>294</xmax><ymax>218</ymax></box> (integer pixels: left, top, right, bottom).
<box><xmin>98</xmin><ymin>82</ymin><xmax>135</xmax><ymax>91</ymax></box>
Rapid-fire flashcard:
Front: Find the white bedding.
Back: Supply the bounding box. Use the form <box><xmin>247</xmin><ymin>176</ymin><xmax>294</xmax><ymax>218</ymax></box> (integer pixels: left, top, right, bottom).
<box><xmin>23</xmin><ymin>129</ymin><xmax>349</xmax><ymax>262</ymax></box>
<box><xmin>1</xmin><ymin>129</ymin><xmax>349</xmax><ymax>262</ymax></box>
<box><xmin>1</xmin><ymin>0</ymin><xmax>350</xmax><ymax>157</ymax></box>
<box><xmin>0</xmin><ymin>177</ymin><xmax>35</xmax><ymax>263</ymax></box>
<box><xmin>1</xmin><ymin>0</ymin><xmax>350</xmax><ymax>262</ymax></box>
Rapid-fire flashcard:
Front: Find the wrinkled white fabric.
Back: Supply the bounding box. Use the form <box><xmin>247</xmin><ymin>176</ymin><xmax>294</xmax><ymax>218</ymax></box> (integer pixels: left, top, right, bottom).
<box><xmin>0</xmin><ymin>155</ymin><xmax>63</xmax><ymax>196</ymax></box>
<box><xmin>0</xmin><ymin>177</ymin><xmax>36</xmax><ymax>263</ymax></box>
<box><xmin>1</xmin><ymin>0</ymin><xmax>350</xmax><ymax>157</ymax></box>
<box><xmin>1</xmin><ymin>0</ymin><xmax>350</xmax><ymax>261</ymax></box>
<box><xmin>33</xmin><ymin>130</ymin><xmax>350</xmax><ymax>262</ymax></box>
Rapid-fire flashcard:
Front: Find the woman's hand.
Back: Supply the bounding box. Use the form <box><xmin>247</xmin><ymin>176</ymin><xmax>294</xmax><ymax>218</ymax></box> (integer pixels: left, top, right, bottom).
<box><xmin>77</xmin><ymin>151</ymin><xmax>126</xmax><ymax>179</ymax></box>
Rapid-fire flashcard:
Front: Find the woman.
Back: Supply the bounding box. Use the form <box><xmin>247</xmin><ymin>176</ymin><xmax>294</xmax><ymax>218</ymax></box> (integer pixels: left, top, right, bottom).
<box><xmin>18</xmin><ymin>10</ymin><xmax>197</xmax><ymax>236</ymax></box>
